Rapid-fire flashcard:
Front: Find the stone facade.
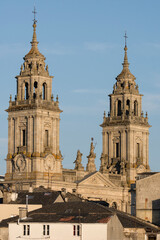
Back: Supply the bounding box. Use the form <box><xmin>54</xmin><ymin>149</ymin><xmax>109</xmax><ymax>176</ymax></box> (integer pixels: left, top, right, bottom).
<box><xmin>136</xmin><ymin>172</ymin><xmax>160</xmax><ymax>225</ymax></box>
<box><xmin>4</xmin><ymin>18</ymin><xmax>151</xmax><ymax>213</ymax></box>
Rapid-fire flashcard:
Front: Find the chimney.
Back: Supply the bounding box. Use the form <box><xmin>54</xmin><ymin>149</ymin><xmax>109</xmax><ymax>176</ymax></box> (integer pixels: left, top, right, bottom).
<box><xmin>19</xmin><ymin>207</ymin><xmax>27</xmax><ymax>220</ymax></box>
<box><xmin>61</xmin><ymin>188</ymin><xmax>66</xmax><ymax>196</ymax></box>
<box><xmin>29</xmin><ymin>186</ymin><xmax>33</xmax><ymax>193</ymax></box>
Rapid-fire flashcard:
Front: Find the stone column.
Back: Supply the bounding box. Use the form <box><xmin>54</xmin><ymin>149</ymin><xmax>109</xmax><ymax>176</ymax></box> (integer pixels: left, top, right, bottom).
<box><xmin>106</xmin><ymin>132</ymin><xmax>108</xmax><ymax>157</ymax></box>
<box><xmin>142</xmin><ymin>132</ymin><xmax>146</xmax><ymax>165</ymax></box>
<box><xmin>30</xmin><ymin>77</ymin><xmax>33</xmax><ymax>100</ymax></box>
<box><xmin>102</xmin><ymin>132</ymin><xmax>105</xmax><ymax>154</ymax></box>
<box><xmin>41</xmin><ymin>116</ymin><xmax>44</xmax><ymax>153</ymax></box>
<box><xmin>37</xmin><ymin>115</ymin><xmax>40</xmax><ymax>154</ymax></box>
<box><xmin>8</xmin><ymin>117</ymin><xmax>12</xmax><ymax>154</ymax></box>
<box><xmin>52</xmin><ymin>118</ymin><xmax>56</xmax><ymax>154</ymax></box>
<box><xmin>146</xmin><ymin>132</ymin><xmax>149</xmax><ymax>166</ymax></box>
<box><xmin>51</xmin><ymin>117</ymin><xmax>53</xmax><ymax>153</ymax></box>
<box><xmin>34</xmin><ymin>115</ymin><xmax>40</xmax><ymax>155</ymax></box>
<box><xmin>127</xmin><ymin>130</ymin><xmax>131</xmax><ymax>164</ymax></box>
<box><xmin>27</xmin><ymin>116</ymin><xmax>31</xmax><ymax>154</ymax></box>
<box><xmin>125</xmin><ymin>130</ymin><xmax>128</xmax><ymax>161</ymax></box>
<box><xmin>33</xmin><ymin>115</ymin><xmax>36</xmax><ymax>154</ymax></box>
<box><xmin>14</xmin><ymin>117</ymin><xmax>19</xmax><ymax>153</ymax></box>
<box><xmin>56</xmin><ymin>118</ymin><xmax>60</xmax><ymax>154</ymax></box>
<box><xmin>21</xmin><ymin>83</ymin><xmax>24</xmax><ymax>100</ymax></box>
<box><xmin>31</xmin><ymin>116</ymin><xmax>34</xmax><ymax>153</ymax></box>
<box><xmin>108</xmin><ymin>131</ymin><xmax>113</xmax><ymax>164</ymax></box>
<box><xmin>121</xmin><ymin>130</ymin><xmax>126</xmax><ymax>161</ymax></box>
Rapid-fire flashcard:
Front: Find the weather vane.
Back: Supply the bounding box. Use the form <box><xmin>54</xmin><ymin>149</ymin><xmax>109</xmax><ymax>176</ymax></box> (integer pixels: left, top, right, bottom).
<box><xmin>32</xmin><ymin>6</ymin><xmax>37</xmax><ymax>23</ymax></box>
<box><xmin>124</xmin><ymin>31</ymin><xmax>128</xmax><ymax>47</ymax></box>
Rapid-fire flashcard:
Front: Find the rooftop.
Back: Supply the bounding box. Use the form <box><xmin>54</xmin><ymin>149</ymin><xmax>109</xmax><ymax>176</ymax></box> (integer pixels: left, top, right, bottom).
<box><xmin>0</xmin><ymin>202</ymin><xmax>158</xmax><ymax>232</ymax></box>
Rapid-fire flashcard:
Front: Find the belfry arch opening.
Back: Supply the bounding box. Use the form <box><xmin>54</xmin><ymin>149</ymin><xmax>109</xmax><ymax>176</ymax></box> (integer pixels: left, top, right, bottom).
<box><xmin>33</xmin><ymin>81</ymin><xmax>38</xmax><ymax>99</ymax></box>
<box><xmin>117</xmin><ymin>100</ymin><xmax>121</xmax><ymax>116</ymax></box>
<box><xmin>25</xmin><ymin>82</ymin><xmax>29</xmax><ymax>100</ymax></box>
<box><xmin>134</xmin><ymin>100</ymin><xmax>138</xmax><ymax>116</ymax></box>
<box><xmin>42</xmin><ymin>83</ymin><xmax>47</xmax><ymax>100</ymax></box>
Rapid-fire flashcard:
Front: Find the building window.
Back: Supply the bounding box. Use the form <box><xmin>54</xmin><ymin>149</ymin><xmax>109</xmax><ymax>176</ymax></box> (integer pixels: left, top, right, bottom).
<box><xmin>73</xmin><ymin>225</ymin><xmax>80</xmax><ymax>236</ymax></box>
<box><xmin>22</xmin><ymin>130</ymin><xmax>26</xmax><ymax>146</ymax></box>
<box><xmin>148</xmin><ymin>236</ymin><xmax>156</xmax><ymax>240</ymax></box>
<box><xmin>45</xmin><ymin>130</ymin><xmax>49</xmax><ymax>147</ymax></box>
<box><xmin>116</xmin><ymin>142</ymin><xmax>119</xmax><ymax>158</ymax></box>
<box><xmin>137</xmin><ymin>143</ymin><xmax>140</xmax><ymax>158</ymax></box>
<box><xmin>43</xmin><ymin>225</ymin><xmax>50</xmax><ymax>235</ymax></box>
<box><xmin>117</xmin><ymin>100</ymin><xmax>121</xmax><ymax>116</ymax></box>
<box><xmin>23</xmin><ymin>225</ymin><xmax>30</xmax><ymax>236</ymax></box>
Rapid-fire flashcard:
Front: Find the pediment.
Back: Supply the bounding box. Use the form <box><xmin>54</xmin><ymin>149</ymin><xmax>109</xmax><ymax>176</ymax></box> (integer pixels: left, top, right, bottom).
<box><xmin>136</xmin><ymin>164</ymin><xmax>146</xmax><ymax>174</ymax></box>
<box><xmin>78</xmin><ymin>171</ymin><xmax>116</xmax><ymax>188</ymax></box>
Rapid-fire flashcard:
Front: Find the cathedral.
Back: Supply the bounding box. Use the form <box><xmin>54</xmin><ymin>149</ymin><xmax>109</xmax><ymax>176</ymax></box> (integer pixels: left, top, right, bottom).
<box><xmin>3</xmin><ymin>16</ymin><xmax>151</xmax><ymax>212</ymax></box>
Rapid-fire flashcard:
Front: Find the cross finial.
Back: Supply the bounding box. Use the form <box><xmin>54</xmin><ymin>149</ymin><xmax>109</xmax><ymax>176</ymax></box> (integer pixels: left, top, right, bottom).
<box><xmin>32</xmin><ymin>6</ymin><xmax>37</xmax><ymax>24</ymax></box>
<box><xmin>124</xmin><ymin>31</ymin><xmax>128</xmax><ymax>47</ymax></box>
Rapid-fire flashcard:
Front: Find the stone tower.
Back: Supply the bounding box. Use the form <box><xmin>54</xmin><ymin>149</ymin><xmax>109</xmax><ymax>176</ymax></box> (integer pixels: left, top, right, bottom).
<box><xmin>100</xmin><ymin>39</ymin><xmax>150</xmax><ymax>184</ymax></box>
<box><xmin>5</xmin><ymin>17</ymin><xmax>63</xmax><ymax>190</ymax></box>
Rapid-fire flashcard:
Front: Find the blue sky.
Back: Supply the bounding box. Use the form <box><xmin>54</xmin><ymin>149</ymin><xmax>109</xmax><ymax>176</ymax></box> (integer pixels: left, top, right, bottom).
<box><xmin>0</xmin><ymin>0</ymin><xmax>160</xmax><ymax>174</ymax></box>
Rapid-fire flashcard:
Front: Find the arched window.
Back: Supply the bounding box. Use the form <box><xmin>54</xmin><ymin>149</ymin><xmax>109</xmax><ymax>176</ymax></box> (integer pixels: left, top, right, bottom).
<box><xmin>136</xmin><ymin>143</ymin><xmax>140</xmax><ymax>158</ymax></box>
<box><xmin>22</xmin><ymin>129</ymin><xmax>26</xmax><ymax>146</ymax></box>
<box><xmin>112</xmin><ymin>202</ymin><xmax>118</xmax><ymax>209</ymax></box>
<box><xmin>117</xmin><ymin>100</ymin><xmax>121</xmax><ymax>116</ymax></box>
<box><xmin>33</xmin><ymin>81</ymin><xmax>38</xmax><ymax>99</ymax></box>
<box><xmin>42</xmin><ymin>83</ymin><xmax>47</xmax><ymax>100</ymax></box>
<box><xmin>116</xmin><ymin>142</ymin><xmax>120</xmax><ymax>158</ymax></box>
<box><xmin>126</xmin><ymin>99</ymin><xmax>130</xmax><ymax>116</ymax></box>
<box><xmin>134</xmin><ymin>100</ymin><xmax>138</xmax><ymax>116</ymax></box>
<box><xmin>25</xmin><ymin>82</ymin><xmax>29</xmax><ymax>100</ymax></box>
<box><xmin>45</xmin><ymin>130</ymin><xmax>49</xmax><ymax>147</ymax></box>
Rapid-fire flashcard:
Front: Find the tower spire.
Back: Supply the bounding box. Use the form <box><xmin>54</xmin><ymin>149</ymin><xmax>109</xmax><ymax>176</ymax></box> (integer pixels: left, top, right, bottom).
<box><xmin>31</xmin><ymin>6</ymin><xmax>38</xmax><ymax>48</ymax></box>
<box><xmin>24</xmin><ymin>7</ymin><xmax>45</xmax><ymax>60</ymax></box>
<box><xmin>122</xmin><ymin>32</ymin><xmax>129</xmax><ymax>69</ymax></box>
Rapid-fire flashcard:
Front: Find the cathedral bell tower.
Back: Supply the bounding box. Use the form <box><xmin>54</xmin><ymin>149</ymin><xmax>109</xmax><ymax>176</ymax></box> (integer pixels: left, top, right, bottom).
<box><xmin>100</xmin><ymin>35</ymin><xmax>151</xmax><ymax>184</ymax></box>
<box><xmin>5</xmin><ymin>13</ymin><xmax>63</xmax><ymax>190</ymax></box>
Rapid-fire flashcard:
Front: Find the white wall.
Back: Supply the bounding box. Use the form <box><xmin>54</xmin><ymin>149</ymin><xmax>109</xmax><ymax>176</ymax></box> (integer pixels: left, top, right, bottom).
<box><xmin>9</xmin><ymin>222</ymin><xmax>107</xmax><ymax>240</ymax></box>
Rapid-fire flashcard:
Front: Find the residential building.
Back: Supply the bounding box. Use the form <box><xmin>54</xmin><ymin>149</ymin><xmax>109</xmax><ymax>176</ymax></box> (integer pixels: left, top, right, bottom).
<box><xmin>0</xmin><ymin>202</ymin><xmax>159</xmax><ymax>240</ymax></box>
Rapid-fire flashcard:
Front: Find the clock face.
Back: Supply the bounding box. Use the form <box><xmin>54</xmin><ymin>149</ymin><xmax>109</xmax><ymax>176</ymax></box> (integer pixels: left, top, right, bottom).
<box><xmin>14</xmin><ymin>154</ymin><xmax>26</xmax><ymax>172</ymax></box>
<box><xmin>44</xmin><ymin>154</ymin><xmax>55</xmax><ymax>171</ymax></box>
